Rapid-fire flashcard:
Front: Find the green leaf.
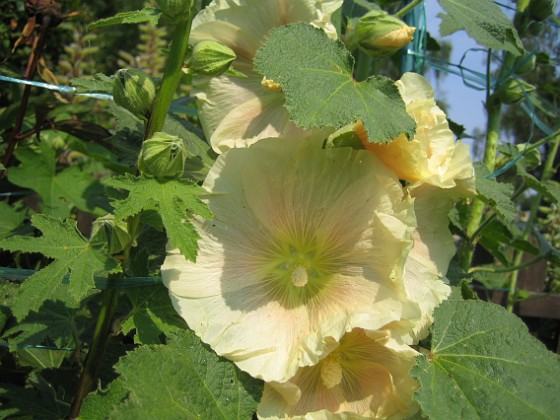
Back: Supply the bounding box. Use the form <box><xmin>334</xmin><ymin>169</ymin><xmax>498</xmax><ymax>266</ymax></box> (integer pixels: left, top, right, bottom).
<box><xmin>0</xmin><ymin>201</ymin><xmax>28</xmax><ymax>239</ymax></box>
<box><xmin>122</xmin><ymin>284</ymin><xmax>185</xmax><ymax>344</ymax></box>
<box><xmin>0</xmin><ymin>215</ymin><xmax>120</xmax><ymax>320</ymax></box>
<box><xmin>105</xmin><ymin>175</ymin><xmax>212</xmax><ymax>261</ymax></box>
<box><xmin>475</xmin><ymin>163</ymin><xmax>517</xmax><ymax>223</ymax></box>
<box><xmin>0</xmin><ymin>372</ymin><xmax>72</xmax><ymax>419</ymax></box>
<box><xmin>8</xmin><ymin>142</ymin><xmax>108</xmax><ymax>217</ymax></box>
<box><xmin>516</xmin><ymin>164</ymin><xmax>559</xmax><ymax>204</ymax></box>
<box><xmin>70</xmin><ymin>73</ymin><xmax>114</xmax><ymax>94</ymax></box>
<box><xmin>437</xmin><ymin>0</ymin><xmax>524</xmax><ymax>55</ymax></box>
<box><xmin>89</xmin><ymin>8</ymin><xmax>161</xmax><ymax>29</ymax></box>
<box><xmin>254</xmin><ymin>23</ymin><xmax>416</xmax><ymax>143</ymax></box>
<box><xmin>83</xmin><ymin>329</ymin><xmax>263</xmax><ymax>419</ymax></box>
<box><xmin>2</xmin><ymin>299</ymin><xmax>87</xmax><ymax>350</ymax></box>
<box><xmin>413</xmin><ymin>298</ymin><xmax>560</xmax><ymax>419</ymax></box>
<box><xmin>80</xmin><ymin>380</ymin><xmax>129</xmax><ymax>420</ymax></box>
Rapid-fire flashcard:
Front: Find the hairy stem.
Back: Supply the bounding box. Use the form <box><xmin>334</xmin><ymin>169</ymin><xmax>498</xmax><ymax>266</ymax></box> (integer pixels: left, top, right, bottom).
<box><xmin>145</xmin><ymin>16</ymin><xmax>193</xmax><ymax>139</ymax></box>
<box><xmin>395</xmin><ymin>0</ymin><xmax>423</xmax><ymax>18</ymax></box>
<box><xmin>457</xmin><ymin>48</ymin><xmax>516</xmax><ymax>271</ymax></box>
<box><xmin>68</xmin><ymin>287</ymin><xmax>119</xmax><ymax>418</ymax></box>
<box><xmin>505</xmin><ymin>132</ymin><xmax>560</xmax><ymax>311</ymax></box>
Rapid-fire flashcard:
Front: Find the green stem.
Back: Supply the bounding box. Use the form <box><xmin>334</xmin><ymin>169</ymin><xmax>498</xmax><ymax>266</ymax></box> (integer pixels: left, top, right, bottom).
<box><xmin>68</xmin><ymin>288</ymin><xmax>119</xmax><ymax>419</ymax></box>
<box><xmin>469</xmin><ymin>254</ymin><xmax>546</xmax><ymax>274</ymax></box>
<box><xmin>505</xmin><ymin>132</ymin><xmax>560</xmax><ymax>311</ymax></box>
<box><xmin>145</xmin><ymin>17</ymin><xmax>193</xmax><ymax>139</ymax></box>
<box><xmin>395</xmin><ymin>0</ymin><xmax>423</xmax><ymax>18</ymax></box>
<box><xmin>458</xmin><ymin>48</ymin><xmax>517</xmax><ymax>271</ymax></box>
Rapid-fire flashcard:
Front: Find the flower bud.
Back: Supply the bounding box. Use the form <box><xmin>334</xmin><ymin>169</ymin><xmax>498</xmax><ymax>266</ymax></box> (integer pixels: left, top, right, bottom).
<box><xmin>496</xmin><ymin>78</ymin><xmax>536</xmax><ymax>104</ymax></box>
<box><xmin>91</xmin><ymin>215</ymin><xmax>132</xmax><ymax>256</ymax></box>
<box><xmin>513</xmin><ymin>54</ymin><xmax>536</xmax><ymax>74</ymax></box>
<box><xmin>528</xmin><ymin>0</ymin><xmax>556</xmax><ymax>21</ymax></box>
<box><xmin>138</xmin><ymin>132</ymin><xmax>188</xmax><ymax>177</ymax></box>
<box><xmin>187</xmin><ymin>40</ymin><xmax>236</xmax><ymax>76</ymax></box>
<box><xmin>347</xmin><ymin>10</ymin><xmax>415</xmax><ymax>58</ymax></box>
<box><xmin>112</xmin><ymin>69</ymin><xmax>156</xmax><ymax>119</ymax></box>
<box><xmin>155</xmin><ymin>0</ymin><xmax>193</xmax><ymax>20</ymax></box>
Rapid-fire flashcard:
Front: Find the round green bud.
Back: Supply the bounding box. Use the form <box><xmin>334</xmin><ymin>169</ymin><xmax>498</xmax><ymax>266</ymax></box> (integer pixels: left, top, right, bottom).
<box><xmin>528</xmin><ymin>0</ymin><xmax>556</xmax><ymax>21</ymax></box>
<box><xmin>347</xmin><ymin>10</ymin><xmax>415</xmax><ymax>58</ymax></box>
<box><xmin>187</xmin><ymin>40</ymin><xmax>237</xmax><ymax>76</ymax></box>
<box><xmin>112</xmin><ymin>69</ymin><xmax>156</xmax><ymax>119</ymax></box>
<box><xmin>496</xmin><ymin>78</ymin><xmax>536</xmax><ymax>105</ymax></box>
<box><xmin>90</xmin><ymin>215</ymin><xmax>132</xmax><ymax>256</ymax></box>
<box><xmin>513</xmin><ymin>54</ymin><xmax>536</xmax><ymax>74</ymax></box>
<box><xmin>155</xmin><ymin>0</ymin><xmax>193</xmax><ymax>20</ymax></box>
<box><xmin>138</xmin><ymin>132</ymin><xmax>188</xmax><ymax>177</ymax></box>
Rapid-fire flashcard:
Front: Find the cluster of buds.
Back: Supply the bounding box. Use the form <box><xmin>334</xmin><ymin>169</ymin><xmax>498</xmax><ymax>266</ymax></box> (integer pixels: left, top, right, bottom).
<box><xmin>346</xmin><ymin>10</ymin><xmax>415</xmax><ymax>58</ymax></box>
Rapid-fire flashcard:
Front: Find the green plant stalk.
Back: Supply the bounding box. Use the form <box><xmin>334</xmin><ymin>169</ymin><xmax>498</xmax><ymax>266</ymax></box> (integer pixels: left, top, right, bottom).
<box><xmin>68</xmin><ymin>211</ymin><xmax>142</xmax><ymax>417</ymax></box>
<box><xmin>505</xmin><ymin>132</ymin><xmax>560</xmax><ymax>311</ymax></box>
<box><xmin>395</xmin><ymin>0</ymin><xmax>423</xmax><ymax>18</ymax></box>
<box><xmin>145</xmin><ymin>16</ymin><xmax>193</xmax><ymax>139</ymax></box>
<box><xmin>458</xmin><ymin>49</ymin><xmax>516</xmax><ymax>271</ymax></box>
<box><xmin>68</xmin><ymin>287</ymin><xmax>119</xmax><ymax>419</ymax></box>
<box><xmin>68</xmin><ymin>13</ymin><xmax>195</xmax><ymax>414</ymax></box>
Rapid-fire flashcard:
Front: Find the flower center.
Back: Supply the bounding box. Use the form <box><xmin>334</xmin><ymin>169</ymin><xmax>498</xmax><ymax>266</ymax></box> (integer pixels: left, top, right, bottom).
<box><xmin>320</xmin><ymin>353</ymin><xmax>343</xmax><ymax>389</ymax></box>
<box><xmin>261</xmin><ymin>77</ymin><xmax>282</xmax><ymax>92</ymax></box>
<box><xmin>291</xmin><ymin>266</ymin><xmax>308</xmax><ymax>287</ymax></box>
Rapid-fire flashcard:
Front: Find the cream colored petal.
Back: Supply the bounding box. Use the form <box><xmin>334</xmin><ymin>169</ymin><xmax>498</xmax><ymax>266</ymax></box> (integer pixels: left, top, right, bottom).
<box><xmin>387</xmin><ymin>186</ymin><xmax>453</xmax><ymax>344</ymax></box>
<box><xmin>363</xmin><ymin>72</ymin><xmax>475</xmax><ymax>194</ymax></box>
<box><xmin>258</xmin><ymin>329</ymin><xmax>419</xmax><ymax>419</ymax></box>
<box><xmin>195</xmin><ymin>70</ymin><xmax>331</xmax><ymax>153</ymax></box>
<box><xmin>162</xmin><ymin>137</ymin><xmax>415</xmax><ymax>382</ymax></box>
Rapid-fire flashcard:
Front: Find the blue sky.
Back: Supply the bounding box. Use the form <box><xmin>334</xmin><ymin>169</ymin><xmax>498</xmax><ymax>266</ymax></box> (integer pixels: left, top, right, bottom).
<box><xmin>422</xmin><ymin>2</ymin><xmax>490</xmax><ymax>137</ymax></box>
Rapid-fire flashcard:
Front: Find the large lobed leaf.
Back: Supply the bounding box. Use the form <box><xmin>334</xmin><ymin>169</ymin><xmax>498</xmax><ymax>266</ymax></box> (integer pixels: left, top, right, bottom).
<box><xmin>121</xmin><ymin>284</ymin><xmax>186</xmax><ymax>344</ymax></box>
<box><xmin>413</xmin><ymin>296</ymin><xmax>560</xmax><ymax>419</ymax></box>
<box><xmin>0</xmin><ymin>215</ymin><xmax>120</xmax><ymax>320</ymax></box>
<box><xmin>105</xmin><ymin>174</ymin><xmax>212</xmax><ymax>261</ymax></box>
<box><xmin>80</xmin><ymin>329</ymin><xmax>263</xmax><ymax>419</ymax></box>
<box><xmin>8</xmin><ymin>142</ymin><xmax>107</xmax><ymax>218</ymax></box>
<box><xmin>475</xmin><ymin>163</ymin><xmax>516</xmax><ymax>223</ymax></box>
<box><xmin>254</xmin><ymin>23</ymin><xmax>416</xmax><ymax>143</ymax></box>
<box><xmin>437</xmin><ymin>0</ymin><xmax>524</xmax><ymax>55</ymax></box>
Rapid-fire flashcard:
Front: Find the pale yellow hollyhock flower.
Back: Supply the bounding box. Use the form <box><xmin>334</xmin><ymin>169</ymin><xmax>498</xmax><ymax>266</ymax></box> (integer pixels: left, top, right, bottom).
<box><xmin>387</xmin><ymin>186</ymin><xmax>453</xmax><ymax>344</ymax></box>
<box><xmin>257</xmin><ymin>328</ymin><xmax>419</xmax><ymax>419</ymax></box>
<box><xmin>190</xmin><ymin>0</ymin><xmax>342</xmax><ymax>153</ymax></box>
<box><xmin>161</xmin><ymin>136</ymin><xmax>418</xmax><ymax>382</ymax></box>
<box><xmin>359</xmin><ymin>72</ymin><xmax>475</xmax><ymax>195</ymax></box>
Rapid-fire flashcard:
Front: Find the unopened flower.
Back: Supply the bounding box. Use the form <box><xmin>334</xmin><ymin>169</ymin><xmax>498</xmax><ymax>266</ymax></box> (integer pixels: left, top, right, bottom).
<box><xmin>189</xmin><ymin>0</ymin><xmax>342</xmax><ymax>153</ymax></box>
<box><xmin>257</xmin><ymin>328</ymin><xmax>419</xmax><ymax>419</ymax></box>
<box><xmin>359</xmin><ymin>72</ymin><xmax>475</xmax><ymax>195</ymax></box>
<box><xmin>187</xmin><ymin>40</ymin><xmax>237</xmax><ymax>76</ymax></box>
<box><xmin>162</xmin><ymin>136</ymin><xmax>418</xmax><ymax>382</ymax></box>
<box><xmin>112</xmin><ymin>68</ymin><xmax>156</xmax><ymax>119</ymax></box>
<box><xmin>138</xmin><ymin>132</ymin><xmax>188</xmax><ymax>177</ymax></box>
<box><xmin>347</xmin><ymin>10</ymin><xmax>415</xmax><ymax>58</ymax></box>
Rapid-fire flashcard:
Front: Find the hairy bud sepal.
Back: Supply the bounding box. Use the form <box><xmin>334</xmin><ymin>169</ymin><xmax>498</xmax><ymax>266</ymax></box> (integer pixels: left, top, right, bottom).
<box><xmin>186</xmin><ymin>40</ymin><xmax>237</xmax><ymax>76</ymax></box>
<box><xmin>138</xmin><ymin>132</ymin><xmax>188</xmax><ymax>178</ymax></box>
<box><xmin>112</xmin><ymin>69</ymin><xmax>156</xmax><ymax>119</ymax></box>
